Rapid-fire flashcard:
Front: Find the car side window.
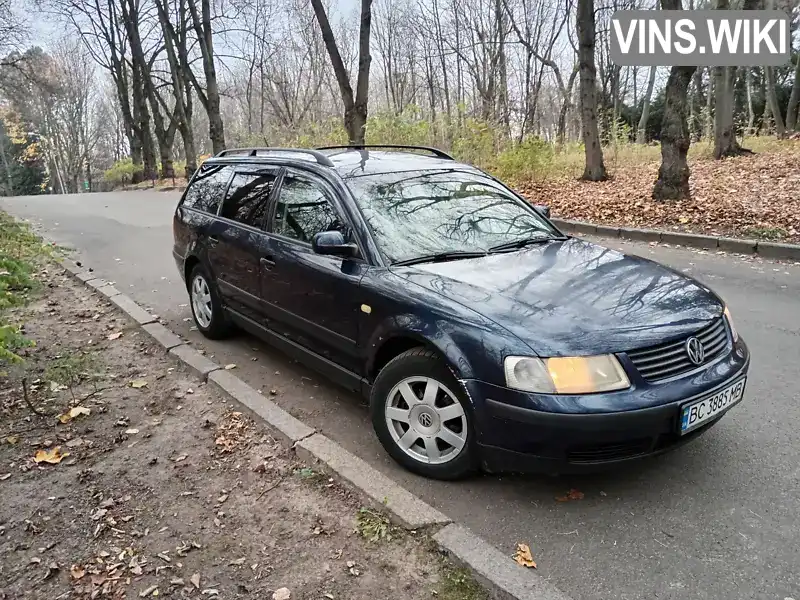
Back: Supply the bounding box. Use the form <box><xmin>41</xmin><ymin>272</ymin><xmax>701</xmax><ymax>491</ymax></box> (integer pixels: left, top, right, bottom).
<box><xmin>182</xmin><ymin>165</ymin><xmax>233</xmax><ymax>215</ymax></box>
<box><xmin>273</xmin><ymin>177</ymin><xmax>346</xmax><ymax>243</ymax></box>
<box><xmin>219</xmin><ymin>172</ymin><xmax>276</xmax><ymax>227</ymax></box>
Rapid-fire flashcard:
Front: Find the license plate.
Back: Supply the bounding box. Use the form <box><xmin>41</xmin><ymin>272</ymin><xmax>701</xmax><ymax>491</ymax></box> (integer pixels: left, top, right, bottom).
<box><xmin>680</xmin><ymin>377</ymin><xmax>746</xmax><ymax>435</ymax></box>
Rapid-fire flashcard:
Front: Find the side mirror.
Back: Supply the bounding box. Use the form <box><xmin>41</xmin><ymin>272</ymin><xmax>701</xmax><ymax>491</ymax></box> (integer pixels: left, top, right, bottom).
<box><xmin>312</xmin><ymin>231</ymin><xmax>358</xmax><ymax>257</ymax></box>
<box><xmin>534</xmin><ymin>204</ymin><xmax>551</xmax><ymax>218</ymax></box>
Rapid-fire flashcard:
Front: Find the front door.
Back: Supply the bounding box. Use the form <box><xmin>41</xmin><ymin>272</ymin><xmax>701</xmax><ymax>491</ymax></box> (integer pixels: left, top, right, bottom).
<box><xmin>261</xmin><ymin>171</ymin><xmax>366</xmax><ymax>374</ymax></box>
<box><xmin>207</xmin><ymin>167</ymin><xmax>279</xmax><ymax>324</ymax></box>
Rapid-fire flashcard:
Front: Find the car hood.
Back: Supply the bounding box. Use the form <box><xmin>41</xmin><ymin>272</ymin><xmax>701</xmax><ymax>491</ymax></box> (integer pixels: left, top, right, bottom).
<box><xmin>390</xmin><ymin>238</ymin><xmax>723</xmax><ymax>357</ymax></box>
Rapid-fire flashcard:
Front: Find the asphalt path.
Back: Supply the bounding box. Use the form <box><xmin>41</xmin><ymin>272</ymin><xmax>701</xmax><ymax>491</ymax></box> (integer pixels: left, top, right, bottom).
<box><xmin>3</xmin><ymin>190</ymin><xmax>799</xmax><ymax>600</ymax></box>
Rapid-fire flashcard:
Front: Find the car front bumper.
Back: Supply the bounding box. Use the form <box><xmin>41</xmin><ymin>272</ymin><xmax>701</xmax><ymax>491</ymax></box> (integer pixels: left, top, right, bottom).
<box><xmin>463</xmin><ymin>339</ymin><xmax>750</xmax><ymax>474</ymax></box>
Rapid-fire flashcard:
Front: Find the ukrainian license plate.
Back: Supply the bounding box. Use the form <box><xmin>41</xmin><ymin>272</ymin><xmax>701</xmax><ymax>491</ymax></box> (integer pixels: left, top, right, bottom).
<box><xmin>679</xmin><ymin>377</ymin><xmax>746</xmax><ymax>435</ymax></box>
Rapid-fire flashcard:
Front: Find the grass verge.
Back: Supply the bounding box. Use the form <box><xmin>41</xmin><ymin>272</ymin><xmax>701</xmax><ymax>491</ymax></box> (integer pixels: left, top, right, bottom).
<box><xmin>0</xmin><ymin>211</ymin><xmax>51</xmax><ymax>366</ymax></box>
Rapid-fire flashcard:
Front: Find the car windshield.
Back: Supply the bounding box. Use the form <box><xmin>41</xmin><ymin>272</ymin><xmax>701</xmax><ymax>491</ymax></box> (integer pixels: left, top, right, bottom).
<box><xmin>345</xmin><ymin>169</ymin><xmax>560</xmax><ymax>264</ymax></box>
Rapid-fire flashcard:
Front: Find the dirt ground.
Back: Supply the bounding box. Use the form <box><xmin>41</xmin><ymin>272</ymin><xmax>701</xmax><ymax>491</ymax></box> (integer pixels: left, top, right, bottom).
<box><xmin>0</xmin><ymin>265</ymin><xmax>483</xmax><ymax>600</ymax></box>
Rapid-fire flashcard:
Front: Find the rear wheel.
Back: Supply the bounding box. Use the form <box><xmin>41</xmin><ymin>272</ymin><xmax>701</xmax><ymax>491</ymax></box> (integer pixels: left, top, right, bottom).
<box><xmin>188</xmin><ymin>264</ymin><xmax>232</xmax><ymax>339</ymax></box>
<box><xmin>371</xmin><ymin>348</ymin><xmax>477</xmax><ymax>480</ymax></box>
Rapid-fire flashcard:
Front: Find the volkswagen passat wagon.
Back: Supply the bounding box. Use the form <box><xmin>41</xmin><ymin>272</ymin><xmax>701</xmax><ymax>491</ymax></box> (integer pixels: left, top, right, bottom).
<box><xmin>172</xmin><ymin>145</ymin><xmax>750</xmax><ymax>480</ymax></box>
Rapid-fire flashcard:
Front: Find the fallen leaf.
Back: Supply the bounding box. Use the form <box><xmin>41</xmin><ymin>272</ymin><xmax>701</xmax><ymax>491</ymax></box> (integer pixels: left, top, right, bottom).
<box><xmin>58</xmin><ymin>406</ymin><xmax>91</xmax><ymax>424</ymax></box>
<box><xmin>6</xmin><ymin>435</ymin><xmax>18</xmax><ymax>444</ymax></box>
<box><xmin>190</xmin><ymin>573</ymin><xmax>201</xmax><ymax>589</ymax></box>
<box><xmin>272</xmin><ymin>587</ymin><xmax>291</xmax><ymax>600</ymax></box>
<box><xmin>555</xmin><ymin>489</ymin><xmax>585</xmax><ymax>502</ymax></box>
<box><xmin>229</xmin><ymin>557</ymin><xmax>246</xmax><ymax>566</ymax></box>
<box><xmin>34</xmin><ymin>447</ymin><xmax>69</xmax><ymax>464</ymax></box>
<box><xmin>70</xmin><ymin>564</ymin><xmax>86</xmax><ymax>580</ymax></box>
<box><xmin>130</xmin><ymin>380</ymin><xmax>148</xmax><ymax>389</ymax></box>
<box><xmin>107</xmin><ymin>332</ymin><xmax>123</xmax><ymax>340</ymax></box>
<box><xmin>0</xmin><ymin>474</ymin><xmax>10</xmax><ymax>480</ymax></box>
<box><xmin>125</xmin><ymin>429</ymin><xmax>140</xmax><ymax>435</ymax></box>
<box><xmin>224</xmin><ymin>363</ymin><xmax>237</xmax><ymax>370</ymax></box>
<box><xmin>173</xmin><ymin>454</ymin><xmax>188</xmax><ymax>462</ymax></box>
<box><xmin>513</xmin><ymin>543</ymin><xmax>537</xmax><ymax>568</ymax></box>
<box><xmin>201</xmin><ymin>590</ymin><xmax>219</xmax><ymax>596</ymax></box>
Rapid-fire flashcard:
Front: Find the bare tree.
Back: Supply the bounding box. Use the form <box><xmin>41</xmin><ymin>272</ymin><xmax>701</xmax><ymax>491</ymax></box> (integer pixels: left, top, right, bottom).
<box><xmin>652</xmin><ymin>0</ymin><xmax>695</xmax><ymax>199</ymax></box>
<box><xmin>311</xmin><ymin>0</ymin><xmax>373</xmax><ymax>144</ymax></box>
<box><xmin>636</xmin><ymin>66</ymin><xmax>657</xmax><ymax>143</ymax></box>
<box><xmin>576</xmin><ymin>0</ymin><xmax>606</xmax><ymax>180</ymax></box>
<box><xmin>185</xmin><ymin>0</ymin><xmax>226</xmax><ymax>153</ymax></box>
<box><xmin>155</xmin><ymin>0</ymin><xmax>197</xmax><ymax>177</ymax></box>
<box><xmin>787</xmin><ymin>56</ymin><xmax>800</xmax><ymax>131</ymax></box>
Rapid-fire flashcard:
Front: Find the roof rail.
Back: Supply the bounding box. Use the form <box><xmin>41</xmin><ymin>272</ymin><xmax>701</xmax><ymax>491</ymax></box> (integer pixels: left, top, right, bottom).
<box><xmin>214</xmin><ymin>147</ymin><xmax>335</xmax><ymax>167</ymax></box>
<box><xmin>316</xmin><ymin>145</ymin><xmax>455</xmax><ymax>161</ymax></box>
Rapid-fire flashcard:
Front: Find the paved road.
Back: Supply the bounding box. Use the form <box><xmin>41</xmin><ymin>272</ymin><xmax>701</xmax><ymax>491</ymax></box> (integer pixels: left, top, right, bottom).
<box><xmin>3</xmin><ymin>191</ymin><xmax>799</xmax><ymax>600</ymax></box>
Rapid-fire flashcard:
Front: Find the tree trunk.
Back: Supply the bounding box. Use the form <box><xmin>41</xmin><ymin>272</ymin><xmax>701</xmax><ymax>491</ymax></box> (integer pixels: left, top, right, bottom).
<box><xmin>745</xmin><ymin>68</ymin><xmax>755</xmax><ymax>135</ymax></box>
<box><xmin>653</xmin><ymin>65</ymin><xmax>696</xmax><ymax>200</ymax></box>
<box><xmin>764</xmin><ymin>66</ymin><xmax>786</xmax><ymax>138</ymax></box>
<box><xmin>713</xmin><ymin>66</ymin><xmax>748</xmax><ymax>157</ymax></box>
<box><xmin>703</xmin><ymin>67</ymin><xmax>714</xmax><ymax>140</ymax></box>
<box><xmin>557</xmin><ymin>67</ymin><xmax>579</xmax><ymax>146</ymax></box>
<box><xmin>310</xmin><ymin>0</ymin><xmax>372</xmax><ymax>145</ymax></box>
<box><xmin>636</xmin><ymin>65</ymin><xmax>657</xmax><ymax>144</ymax></box>
<box><xmin>576</xmin><ymin>0</ymin><xmax>606</xmax><ymax>181</ymax></box>
<box><xmin>186</xmin><ymin>0</ymin><xmax>226</xmax><ymax>154</ymax></box>
<box><xmin>786</xmin><ymin>57</ymin><xmax>800</xmax><ymax>131</ymax></box>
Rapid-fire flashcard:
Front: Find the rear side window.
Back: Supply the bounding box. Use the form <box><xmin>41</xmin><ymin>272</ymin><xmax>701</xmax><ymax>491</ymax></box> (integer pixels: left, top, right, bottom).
<box><xmin>182</xmin><ymin>165</ymin><xmax>233</xmax><ymax>214</ymax></box>
<box><xmin>220</xmin><ymin>172</ymin><xmax>276</xmax><ymax>227</ymax></box>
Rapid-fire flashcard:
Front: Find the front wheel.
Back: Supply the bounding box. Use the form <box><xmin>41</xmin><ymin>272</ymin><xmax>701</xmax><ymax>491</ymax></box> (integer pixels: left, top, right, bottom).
<box><xmin>371</xmin><ymin>348</ymin><xmax>477</xmax><ymax>480</ymax></box>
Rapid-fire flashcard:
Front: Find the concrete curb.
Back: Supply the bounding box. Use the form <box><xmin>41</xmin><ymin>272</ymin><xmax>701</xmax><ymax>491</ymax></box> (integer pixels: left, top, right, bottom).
<box><xmin>434</xmin><ymin>524</ymin><xmax>571</xmax><ymax>600</ymax></box>
<box><xmin>208</xmin><ymin>369</ymin><xmax>314</xmax><ymax>446</ymax></box>
<box><xmin>296</xmin><ymin>433</ymin><xmax>451</xmax><ymax>530</ymax></box>
<box><xmin>54</xmin><ymin>255</ymin><xmax>574</xmax><ymax>600</ymax></box>
<box><xmin>551</xmin><ymin>218</ymin><xmax>800</xmax><ymax>261</ymax></box>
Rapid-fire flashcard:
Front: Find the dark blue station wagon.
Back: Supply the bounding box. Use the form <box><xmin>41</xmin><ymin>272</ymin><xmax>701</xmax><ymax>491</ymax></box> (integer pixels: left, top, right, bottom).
<box><xmin>173</xmin><ymin>145</ymin><xmax>750</xmax><ymax>480</ymax></box>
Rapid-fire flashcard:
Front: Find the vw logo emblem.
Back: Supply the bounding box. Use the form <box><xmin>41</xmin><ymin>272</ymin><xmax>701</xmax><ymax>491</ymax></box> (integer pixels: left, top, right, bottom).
<box><xmin>418</xmin><ymin>413</ymin><xmax>433</xmax><ymax>428</ymax></box>
<box><xmin>685</xmin><ymin>337</ymin><xmax>705</xmax><ymax>365</ymax></box>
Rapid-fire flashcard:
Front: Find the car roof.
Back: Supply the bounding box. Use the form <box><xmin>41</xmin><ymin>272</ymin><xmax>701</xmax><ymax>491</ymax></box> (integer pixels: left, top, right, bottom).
<box><xmin>319</xmin><ymin>149</ymin><xmax>478</xmax><ymax>179</ymax></box>
<box><xmin>203</xmin><ymin>148</ymin><xmax>483</xmax><ymax>180</ymax></box>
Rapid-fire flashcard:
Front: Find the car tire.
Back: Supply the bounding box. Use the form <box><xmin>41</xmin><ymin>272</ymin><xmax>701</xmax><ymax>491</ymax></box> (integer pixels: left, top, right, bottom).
<box><xmin>188</xmin><ymin>263</ymin><xmax>232</xmax><ymax>340</ymax></box>
<box><xmin>371</xmin><ymin>348</ymin><xmax>477</xmax><ymax>480</ymax></box>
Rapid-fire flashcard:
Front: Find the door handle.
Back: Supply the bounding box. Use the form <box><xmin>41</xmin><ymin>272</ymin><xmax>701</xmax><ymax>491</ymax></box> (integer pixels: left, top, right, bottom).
<box><xmin>260</xmin><ymin>256</ymin><xmax>275</xmax><ymax>269</ymax></box>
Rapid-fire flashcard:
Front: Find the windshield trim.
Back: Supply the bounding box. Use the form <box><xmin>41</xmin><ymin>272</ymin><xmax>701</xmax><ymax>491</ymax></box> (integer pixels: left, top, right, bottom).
<box><xmin>343</xmin><ymin>168</ymin><xmax>563</xmax><ymax>265</ymax></box>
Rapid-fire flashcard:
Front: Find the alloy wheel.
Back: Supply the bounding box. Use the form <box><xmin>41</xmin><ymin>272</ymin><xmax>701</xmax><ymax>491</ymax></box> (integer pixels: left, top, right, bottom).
<box><xmin>191</xmin><ymin>274</ymin><xmax>213</xmax><ymax>328</ymax></box>
<box><xmin>384</xmin><ymin>376</ymin><xmax>468</xmax><ymax>465</ymax></box>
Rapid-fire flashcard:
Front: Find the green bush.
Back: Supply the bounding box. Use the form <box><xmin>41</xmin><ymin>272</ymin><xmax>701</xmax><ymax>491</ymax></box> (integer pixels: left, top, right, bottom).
<box><xmin>103</xmin><ymin>158</ymin><xmax>143</xmax><ymax>186</ymax></box>
<box><xmin>494</xmin><ymin>137</ymin><xmax>555</xmax><ymax>184</ymax></box>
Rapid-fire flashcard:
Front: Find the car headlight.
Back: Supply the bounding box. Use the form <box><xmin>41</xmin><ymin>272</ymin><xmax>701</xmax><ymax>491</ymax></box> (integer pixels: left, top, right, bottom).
<box><xmin>504</xmin><ymin>355</ymin><xmax>630</xmax><ymax>394</ymax></box>
<box><xmin>723</xmin><ymin>306</ymin><xmax>739</xmax><ymax>342</ymax></box>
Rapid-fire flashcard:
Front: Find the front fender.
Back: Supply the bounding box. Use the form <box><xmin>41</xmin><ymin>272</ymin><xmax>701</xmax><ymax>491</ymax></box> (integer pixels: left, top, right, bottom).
<box><xmin>365</xmin><ymin>316</ymin><xmax>478</xmax><ymax>379</ymax></box>
<box><xmin>358</xmin><ymin>269</ymin><xmax>535</xmax><ymax>385</ymax></box>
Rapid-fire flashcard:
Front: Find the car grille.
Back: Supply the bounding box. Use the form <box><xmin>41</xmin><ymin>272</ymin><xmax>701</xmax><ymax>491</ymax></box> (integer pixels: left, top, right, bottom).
<box><xmin>626</xmin><ymin>317</ymin><xmax>730</xmax><ymax>382</ymax></box>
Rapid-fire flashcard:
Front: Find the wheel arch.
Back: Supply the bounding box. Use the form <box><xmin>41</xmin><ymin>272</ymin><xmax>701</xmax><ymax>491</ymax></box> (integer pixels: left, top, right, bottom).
<box><xmin>183</xmin><ymin>254</ymin><xmax>201</xmax><ymax>289</ymax></box>
<box><xmin>367</xmin><ymin>328</ymin><xmax>475</xmax><ymax>382</ymax></box>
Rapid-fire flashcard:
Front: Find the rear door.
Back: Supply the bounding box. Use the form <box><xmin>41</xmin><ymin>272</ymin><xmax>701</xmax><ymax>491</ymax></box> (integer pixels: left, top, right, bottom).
<box><xmin>261</xmin><ymin>170</ymin><xmax>367</xmax><ymax>374</ymax></box>
<box><xmin>206</xmin><ymin>166</ymin><xmax>280</xmax><ymax>323</ymax></box>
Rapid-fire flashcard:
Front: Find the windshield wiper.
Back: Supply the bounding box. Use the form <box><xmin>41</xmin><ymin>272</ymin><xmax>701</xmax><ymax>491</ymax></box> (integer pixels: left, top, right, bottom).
<box><xmin>391</xmin><ymin>251</ymin><xmax>488</xmax><ymax>267</ymax></box>
<box><xmin>488</xmin><ymin>236</ymin><xmax>565</xmax><ymax>253</ymax></box>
